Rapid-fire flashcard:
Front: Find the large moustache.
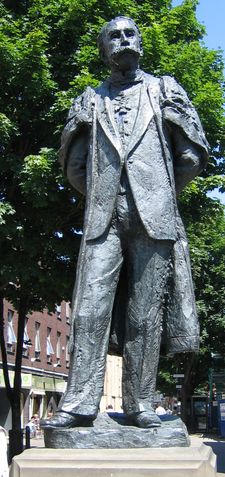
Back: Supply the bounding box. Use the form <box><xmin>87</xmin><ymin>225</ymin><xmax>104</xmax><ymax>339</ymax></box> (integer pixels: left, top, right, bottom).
<box><xmin>111</xmin><ymin>46</ymin><xmax>140</xmax><ymax>57</ymax></box>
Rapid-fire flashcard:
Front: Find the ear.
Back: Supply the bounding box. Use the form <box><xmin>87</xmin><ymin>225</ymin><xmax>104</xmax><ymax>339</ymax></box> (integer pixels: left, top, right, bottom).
<box><xmin>99</xmin><ymin>45</ymin><xmax>109</xmax><ymax>65</ymax></box>
<box><xmin>101</xmin><ymin>50</ymin><xmax>108</xmax><ymax>65</ymax></box>
<box><xmin>139</xmin><ymin>40</ymin><xmax>144</xmax><ymax>57</ymax></box>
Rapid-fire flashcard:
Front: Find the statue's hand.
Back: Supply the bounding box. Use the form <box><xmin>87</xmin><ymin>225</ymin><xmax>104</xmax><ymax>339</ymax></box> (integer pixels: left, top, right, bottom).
<box><xmin>68</xmin><ymin>86</ymin><xmax>95</xmax><ymax>127</ymax></box>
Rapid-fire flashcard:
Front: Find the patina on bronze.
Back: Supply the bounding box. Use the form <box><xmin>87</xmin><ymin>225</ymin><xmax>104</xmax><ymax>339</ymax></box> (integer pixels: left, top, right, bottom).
<box><xmin>41</xmin><ymin>16</ymin><xmax>209</xmax><ymax>431</ymax></box>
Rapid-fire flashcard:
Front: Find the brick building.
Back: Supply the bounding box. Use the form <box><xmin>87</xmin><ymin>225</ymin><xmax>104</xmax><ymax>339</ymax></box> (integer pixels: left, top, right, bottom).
<box><xmin>0</xmin><ymin>300</ymin><xmax>122</xmax><ymax>430</ymax></box>
<box><xmin>0</xmin><ymin>300</ymin><xmax>71</xmax><ymax>430</ymax></box>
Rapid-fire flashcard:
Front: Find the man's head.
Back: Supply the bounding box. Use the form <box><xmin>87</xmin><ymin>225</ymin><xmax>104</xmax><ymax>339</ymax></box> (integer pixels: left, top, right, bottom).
<box><xmin>98</xmin><ymin>16</ymin><xmax>143</xmax><ymax>71</ymax></box>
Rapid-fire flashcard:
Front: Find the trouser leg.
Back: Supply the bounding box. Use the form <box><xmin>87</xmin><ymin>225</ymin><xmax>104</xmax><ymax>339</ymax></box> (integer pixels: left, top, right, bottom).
<box><xmin>58</xmin><ymin>227</ymin><xmax>123</xmax><ymax>417</ymax></box>
<box><xmin>122</xmin><ymin>234</ymin><xmax>173</xmax><ymax>415</ymax></box>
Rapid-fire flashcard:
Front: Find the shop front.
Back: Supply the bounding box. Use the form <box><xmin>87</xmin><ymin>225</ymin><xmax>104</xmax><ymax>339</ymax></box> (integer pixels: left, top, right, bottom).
<box><xmin>0</xmin><ymin>370</ymin><xmax>32</xmax><ymax>430</ymax></box>
<box><xmin>0</xmin><ymin>369</ymin><xmax>67</xmax><ymax>430</ymax></box>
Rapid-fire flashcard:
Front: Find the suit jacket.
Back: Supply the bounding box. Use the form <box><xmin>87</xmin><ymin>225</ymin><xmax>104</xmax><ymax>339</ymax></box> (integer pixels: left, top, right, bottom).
<box><xmin>60</xmin><ymin>73</ymin><xmax>208</xmax><ymax>240</ymax></box>
<box><xmin>59</xmin><ymin>72</ymin><xmax>209</xmax><ymax>355</ymax></box>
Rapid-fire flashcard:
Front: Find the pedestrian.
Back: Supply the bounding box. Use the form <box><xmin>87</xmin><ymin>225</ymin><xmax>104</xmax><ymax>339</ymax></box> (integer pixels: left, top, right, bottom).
<box><xmin>26</xmin><ymin>416</ymin><xmax>36</xmax><ymax>438</ymax></box>
<box><xmin>155</xmin><ymin>404</ymin><xmax>167</xmax><ymax>416</ymax></box>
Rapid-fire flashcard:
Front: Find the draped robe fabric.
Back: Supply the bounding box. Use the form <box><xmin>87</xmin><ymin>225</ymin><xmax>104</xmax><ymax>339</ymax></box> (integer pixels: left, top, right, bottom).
<box><xmin>59</xmin><ymin>72</ymin><xmax>209</xmax><ymax>357</ymax></box>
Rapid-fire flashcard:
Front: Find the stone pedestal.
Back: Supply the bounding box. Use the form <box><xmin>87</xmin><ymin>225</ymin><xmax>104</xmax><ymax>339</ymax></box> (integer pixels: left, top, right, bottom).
<box><xmin>10</xmin><ymin>443</ymin><xmax>217</xmax><ymax>477</ymax></box>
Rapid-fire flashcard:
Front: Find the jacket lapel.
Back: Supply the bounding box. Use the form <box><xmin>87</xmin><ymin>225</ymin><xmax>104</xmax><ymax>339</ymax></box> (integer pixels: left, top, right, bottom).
<box><xmin>146</xmin><ymin>75</ymin><xmax>161</xmax><ymax>120</ymax></box>
<box><xmin>96</xmin><ymin>87</ymin><xmax>123</xmax><ymax>158</ymax></box>
<box><xmin>124</xmin><ymin>80</ymin><xmax>154</xmax><ymax>158</ymax></box>
<box><xmin>96</xmin><ymin>74</ymin><xmax>159</xmax><ymax>159</ymax></box>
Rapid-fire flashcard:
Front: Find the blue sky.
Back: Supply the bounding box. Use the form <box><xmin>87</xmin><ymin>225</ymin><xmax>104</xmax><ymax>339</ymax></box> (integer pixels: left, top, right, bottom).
<box><xmin>172</xmin><ymin>0</ymin><xmax>225</xmax><ymax>54</ymax></box>
<box><xmin>172</xmin><ymin>0</ymin><xmax>225</xmax><ymax>204</ymax></box>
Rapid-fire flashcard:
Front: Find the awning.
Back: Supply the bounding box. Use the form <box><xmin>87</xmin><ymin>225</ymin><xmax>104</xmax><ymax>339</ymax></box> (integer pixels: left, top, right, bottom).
<box><xmin>31</xmin><ymin>389</ymin><xmax>46</xmax><ymax>396</ymax></box>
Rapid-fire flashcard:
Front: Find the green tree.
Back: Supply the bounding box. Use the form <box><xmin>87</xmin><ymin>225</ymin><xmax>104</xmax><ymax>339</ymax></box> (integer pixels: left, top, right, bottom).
<box><xmin>179</xmin><ymin>182</ymin><xmax>225</xmax><ymax>418</ymax></box>
<box><xmin>0</xmin><ymin>1</ymin><xmax>83</xmax><ymax>457</ymax></box>
<box><xmin>157</xmin><ymin>187</ymin><xmax>225</xmax><ymax>422</ymax></box>
<box><xmin>0</xmin><ymin>0</ymin><xmax>224</xmax><ymax>453</ymax></box>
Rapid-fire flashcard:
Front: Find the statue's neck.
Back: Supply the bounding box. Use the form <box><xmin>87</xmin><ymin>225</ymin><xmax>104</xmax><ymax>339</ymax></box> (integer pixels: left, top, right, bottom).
<box><xmin>109</xmin><ymin>68</ymin><xmax>143</xmax><ymax>87</ymax></box>
<box><xmin>110</xmin><ymin>61</ymin><xmax>140</xmax><ymax>76</ymax></box>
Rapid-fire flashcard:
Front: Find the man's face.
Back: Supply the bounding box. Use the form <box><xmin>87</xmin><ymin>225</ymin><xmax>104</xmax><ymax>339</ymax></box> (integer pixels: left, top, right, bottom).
<box><xmin>103</xmin><ymin>18</ymin><xmax>142</xmax><ymax>70</ymax></box>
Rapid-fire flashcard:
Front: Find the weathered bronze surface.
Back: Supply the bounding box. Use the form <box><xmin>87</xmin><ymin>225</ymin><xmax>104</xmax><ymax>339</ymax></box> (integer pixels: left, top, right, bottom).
<box><xmin>44</xmin><ymin>414</ymin><xmax>190</xmax><ymax>448</ymax></box>
<box><xmin>41</xmin><ymin>16</ymin><xmax>209</xmax><ymax>440</ymax></box>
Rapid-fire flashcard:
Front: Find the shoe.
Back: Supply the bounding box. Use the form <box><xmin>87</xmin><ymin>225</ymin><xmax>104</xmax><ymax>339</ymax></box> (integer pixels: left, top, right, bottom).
<box><xmin>130</xmin><ymin>410</ymin><xmax>162</xmax><ymax>428</ymax></box>
<box><xmin>40</xmin><ymin>411</ymin><xmax>94</xmax><ymax>429</ymax></box>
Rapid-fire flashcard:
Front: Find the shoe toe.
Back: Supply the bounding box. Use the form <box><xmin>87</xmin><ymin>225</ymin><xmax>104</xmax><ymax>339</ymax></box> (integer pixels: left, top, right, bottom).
<box><xmin>40</xmin><ymin>412</ymin><xmax>94</xmax><ymax>429</ymax></box>
<box><xmin>132</xmin><ymin>411</ymin><xmax>161</xmax><ymax>428</ymax></box>
<box><xmin>40</xmin><ymin>413</ymin><xmax>74</xmax><ymax>428</ymax></box>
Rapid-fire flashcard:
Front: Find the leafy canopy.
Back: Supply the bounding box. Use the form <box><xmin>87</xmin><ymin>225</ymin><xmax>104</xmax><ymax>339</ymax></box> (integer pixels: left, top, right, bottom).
<box><xmin>0</xmin><ymin>0</ymin><xmax>224</xmax><ymax>393</ymax></box>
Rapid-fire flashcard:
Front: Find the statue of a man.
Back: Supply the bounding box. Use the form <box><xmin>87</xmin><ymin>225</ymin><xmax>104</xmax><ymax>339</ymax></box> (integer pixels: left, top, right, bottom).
<box><xmin>42</xmin><ymin>16</ymin><xmax>209</xmax><ymax>429</ymax></box>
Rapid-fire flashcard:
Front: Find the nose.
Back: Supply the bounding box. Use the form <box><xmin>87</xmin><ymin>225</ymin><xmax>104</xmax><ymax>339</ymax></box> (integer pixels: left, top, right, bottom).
<box><xmin>121</xmin><ymin>31</ymin><xmax>129</xmax><ymax>45</ymax></box>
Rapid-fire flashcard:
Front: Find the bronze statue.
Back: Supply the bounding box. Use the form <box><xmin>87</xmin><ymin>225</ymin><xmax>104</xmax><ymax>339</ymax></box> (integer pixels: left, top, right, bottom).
<box><xmin>41</xmin><ymin>16</ymin><xmax>209</xmax><ymax>430</ymax></box>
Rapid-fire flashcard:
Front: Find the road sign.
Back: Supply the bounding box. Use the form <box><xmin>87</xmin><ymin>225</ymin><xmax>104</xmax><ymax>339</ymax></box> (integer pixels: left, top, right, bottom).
<box><xmin>176</xmin><ymin>385</ymin><xmax>182</xmax><ymax>389</ymax></box>
<box><xmin>173</xmin><ymin>374</ymin><xmax>184</xmax><ymax>378</ymax></box>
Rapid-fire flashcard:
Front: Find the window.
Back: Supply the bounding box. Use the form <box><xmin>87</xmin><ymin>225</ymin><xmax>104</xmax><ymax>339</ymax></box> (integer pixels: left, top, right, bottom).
<box><xmin>35</xmin><ymin>322</ymin><xmax>41</xmax><ymax>359</ymax></box>
<box><xmin>7</xmin><ymin>310</ymin><xmax>17</xmax><ymax>352</ymax></box>
<box><xmin>22</xmin><ymin>317</ymin><xmax>30</xmax><ymax>357</ymax></box>
<box><xmin>56</xmin><ymin>304</ymin><xmax>61</xmax><ymax>320</ymax></box>
<box><xmin>46</xmin><ymin>327</ymin><xmax>54</xmax><ymax>363</ymax></box>
<box><xmin>66</xmin><ymin>336</ymin><xmax>70</xmax><ymax>368</ymax></box>
<box><xmin>65</xmin><ymin>303</ymin><xmax>71</xmax><ymax>324</ymax></box>
<box><xmin>56</xmin><ymin>332</ymin><xmax>61</xmax><ymax>365</ymax></box>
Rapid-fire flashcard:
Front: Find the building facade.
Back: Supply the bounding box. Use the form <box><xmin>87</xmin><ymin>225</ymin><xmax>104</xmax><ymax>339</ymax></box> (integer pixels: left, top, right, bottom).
<box><xmin>0</xmin><ymin>300</ymin><xmax>122</xmax><ymax>430</ymax></box>
<box><xmin>0</xmin><ymin>300</ymin><xmax>71</xmax><ymax>430</ymax></box>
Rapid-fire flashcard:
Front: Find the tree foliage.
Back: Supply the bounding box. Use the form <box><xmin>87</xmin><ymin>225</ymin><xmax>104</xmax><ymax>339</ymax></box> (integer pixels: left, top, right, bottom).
<box><xmin>0</xmin><ymin>0</ymin><xmax>224</xmax><ymax>444</ymax></box>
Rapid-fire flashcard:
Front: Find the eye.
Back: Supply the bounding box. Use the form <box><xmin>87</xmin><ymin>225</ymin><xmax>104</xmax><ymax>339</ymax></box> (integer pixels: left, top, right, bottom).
<box><xmin>110</xmin><ymin>31</ymin><xmax>121</xmax><ymax>40</ymax></box>
<box><xmin>125</xmin><ymin>29</ymin><xmax>135</xmax><ymax>37</ymax></box>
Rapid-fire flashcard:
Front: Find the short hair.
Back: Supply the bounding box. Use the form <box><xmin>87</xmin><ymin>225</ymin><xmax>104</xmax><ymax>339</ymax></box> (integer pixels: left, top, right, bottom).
<box><xmin>97</xmin><ymin>16</ymin><xmax>142</xmax><ymax>64</ymax></box>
